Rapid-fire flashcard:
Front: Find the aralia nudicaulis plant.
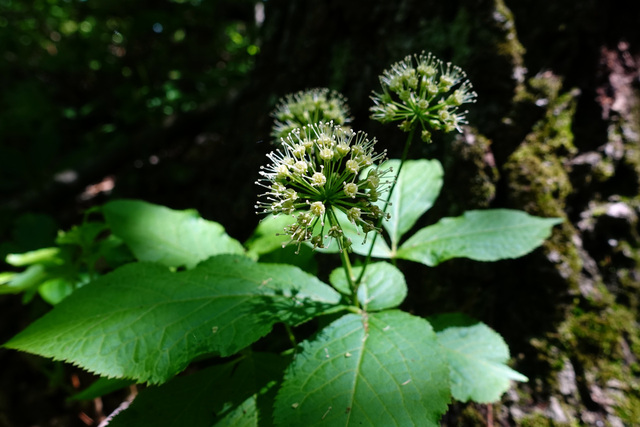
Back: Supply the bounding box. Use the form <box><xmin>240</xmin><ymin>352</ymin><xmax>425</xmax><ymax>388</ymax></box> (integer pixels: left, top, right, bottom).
<box><xmin>256</xmin><ymin>122</ymin><xmax>391</xmax><ymax>253</ymax></box>
<box><xmin>370</xmin><ymin>51</ymin><xmax>477</xmax><ymax>142</ymax></box>
<box><xmin>3</xmin><ymin>52</ymin><xmax>561</xmax><ymax>426</ymax></box>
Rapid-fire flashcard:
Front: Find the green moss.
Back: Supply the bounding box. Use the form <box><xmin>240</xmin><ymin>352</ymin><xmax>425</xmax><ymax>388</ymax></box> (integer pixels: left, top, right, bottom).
<box><xmin>504</xmin><ymin>80</ymin><xmax>576</xmax><ymax>217</ymax></box>
<box><xmin>504</xmin><ymin>77</ymin><xmax>578</xmax><ymax>217</ymax></box>
<box><xmin>593</xmin><ymin>156</ymin><xmax>616</xmax><ymax>183</ymax></box>
<box><xmin>523</xmin><ymin>246</ymin><xmax>640</xmax><ymax>425</ymax></box>
<box><xmin>505</xmin><ymin>147</ymin><xmax>571</xmax><ymax>217</ymax></box>
<box><xmin>557</xmin><ymin>300</ymin><xmax>640</xmax><ymax>424</ymax></box>
<box><xmin>615</xmin><ymin>388</ymin><xmax>640</xmax><ymax>424</ymax></box>
<box><xmin>563</xmin><ymin>306</ymin><xmax>632</xmax><ymax>361</ymax></box>
<box><xmin>504</xmin><ymin>74</ymin><xmax>583</xmax><ymax>290</ymax></box>
<box><xmin>543</xmin><ymin>223</ymin><xmax>583</xmax><ymax>290</ymax></box>
<box><xmin>457</xmin><ymin>403</ymin><xmax>486</xmax><ymax>426</ymax></box>
<box><xmin>493</xmin><ymin>0</ymin><xmax>526</xmax><ymax>61</ymax></box>
<box><xmin>514</xmin><ymin>72</ymin><xmax>563</xmax><ymax>105</ymax></box>
<box><xmin>518</xmin><ymin>412</ymin><xmax>573</xmax><ymax>427</ymax></box>
<box><xmin>448</xmin><ymin>129</ymin><xmax>500</xmax><ymax>210</ymax></box>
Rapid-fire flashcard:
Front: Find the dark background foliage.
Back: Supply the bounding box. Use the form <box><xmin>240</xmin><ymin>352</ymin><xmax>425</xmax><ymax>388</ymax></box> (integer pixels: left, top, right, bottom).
<box><xmin>1</xmin><ymin>0</ymin><xmax>640</xmax><ymax>425</ymax></box>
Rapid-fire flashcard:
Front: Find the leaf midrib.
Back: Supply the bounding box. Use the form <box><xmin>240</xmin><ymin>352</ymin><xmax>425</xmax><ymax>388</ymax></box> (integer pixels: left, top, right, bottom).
<box><xmin>399</xmin><ymin>222</ymin><xmax>546</xmax><ymax>251</ymax></box>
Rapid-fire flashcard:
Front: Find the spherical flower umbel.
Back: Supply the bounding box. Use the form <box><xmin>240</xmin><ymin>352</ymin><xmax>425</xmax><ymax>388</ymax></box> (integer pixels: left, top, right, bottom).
<box><xmin>256</xmin><ymin>122</ymin><xmax>391</xmax><ymax>251</ymax></box>
<box><xmin>370</xmin><ymin>52</ymin><xmax>477</xmax><ymax>141</ymax></box>
<box><xmin>271</xmin><ymin>88</ymin><xmax>352</xmax><ymax>141</ymax></box>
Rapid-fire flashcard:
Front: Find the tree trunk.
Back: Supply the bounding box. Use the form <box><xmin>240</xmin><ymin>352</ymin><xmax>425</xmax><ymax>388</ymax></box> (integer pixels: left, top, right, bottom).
<box><xmin>249</xmin><ymin>0</ymin><xmax>640</xmax><ymax>424</ymax></box>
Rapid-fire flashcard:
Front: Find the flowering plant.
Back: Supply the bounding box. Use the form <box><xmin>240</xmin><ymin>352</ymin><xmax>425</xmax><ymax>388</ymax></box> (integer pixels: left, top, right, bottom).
<box><xmin>370</xmin><ymin>51</ymin><xmax>477</xmax><ymax>141</ymax></box>
<box><xmin>257</xmin><ymin>122</ymin><xmax>390</xmax><ymax>252</ymax></box>
<box><xmin>3</xmin><ymin>53</ymin><xmax>561</xmax><ymax>426</ymax></box>
<box><xmin>271</xmin><ymin>87</ymin><xmax>352</xmax><ymax>140</ymax></box>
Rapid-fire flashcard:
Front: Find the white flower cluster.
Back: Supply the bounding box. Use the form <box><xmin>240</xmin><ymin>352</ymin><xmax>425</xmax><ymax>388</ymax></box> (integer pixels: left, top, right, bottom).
<box><xmin>370</xmin><ymin>52</ymin><xmax>477</xmax><ymax>141</ymax></box>
<box><xmin>271</xmin><ymin>88</ymin><xmax>352</xmax><ymax>141</ymax></box>
<box><xmin>256</xmin><ymin>122</ymin><xmax>391</xmax><ymax>251</ymax></box>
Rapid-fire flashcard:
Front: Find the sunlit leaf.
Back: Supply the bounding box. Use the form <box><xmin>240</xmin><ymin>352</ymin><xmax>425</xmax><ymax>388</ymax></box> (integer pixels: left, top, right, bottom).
<box><xmin>245</xmin><ymin>214</ymin><xmax>292</xmax><ymax>257</ymax></box>
<box><xmin>274</xmin><ymin>311</ymin><xmax>450</xmax><ymax>426</ymax></box>
<box><xmin>329</xmin><ymin>262</ymin><xmax>407</xmax><ymax>311</ymax></box>
<box><xmin>103</xmin><ymin>200</ymin><xmax>245</xmax><ymax>269</ymax></box>
<box><xmin>378</xmin><ymin>159</ymin><xmax>443</xmax><ymax>250</ymax></box>
<box><xmin>431</xmin><ymin>313</ymin><xmax>528</xmax><ymax>403</ymax></box>
<box><xmin>396</xmin><ymin>209</ymin><xmax>562</xmax><ymax>266</ymax></box>
<box><xmin>5</xmin><ymin>255</ymin><xmax>341</xmax><ymax>384</ymax></box>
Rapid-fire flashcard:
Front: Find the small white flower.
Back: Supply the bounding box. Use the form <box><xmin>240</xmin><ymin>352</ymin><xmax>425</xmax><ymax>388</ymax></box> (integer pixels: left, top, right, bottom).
<box><xmin>309</xmin><ymin>201</ymin><xmax>325</xmax><ymax>217</ymax></box>
<box><xmin>346</xmin><ymin>159</ymin><xmax>360</xmax><ymax>174</ymax></box>
<box><xmin>319</xmin><ymin>147</ymin><xmax>334</xmax><ymax>161</ymax></box>
<box><xmin>293</xmin><ymin>160</ymin><xmax>308</xmax><ymax>175</ymax></box>
<box><xmin>344</xmin><ymin>182</ymin><xmax>358</xmax><ymax>198</ymax></box>
<box><xmin>311</xmin><ymin>172</ymin><xmax>326</xmax><ymax>187</ymax></box>
<box><xmin>347</xmin><ymin>207</ymin><xmax>362</xmax><ymax>224</ymax></box>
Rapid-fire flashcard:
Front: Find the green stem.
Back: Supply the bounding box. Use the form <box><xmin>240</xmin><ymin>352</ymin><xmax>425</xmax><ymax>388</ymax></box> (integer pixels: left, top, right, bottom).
<box><xmin>284</xmin><ymin>323</ymin><xmax>297</xmax><ymax>348</ymax></box>
<box><xmin>326</xmin><ymin>207</ymin><xmax>359</xmax><ymax>307</ymax></box>
<box><xmin>356</xmin><ymin>127</ymin><xmax>416</xmax><ymax>285</ymax></box>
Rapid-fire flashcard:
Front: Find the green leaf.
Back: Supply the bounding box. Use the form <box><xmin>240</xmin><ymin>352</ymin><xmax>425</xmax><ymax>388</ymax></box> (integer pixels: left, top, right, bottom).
<box><xmin>103</xmin><ymin>200</ymin><xmax>245</xmax><ymax>268</ymax></box>
<box><xmin>0</xmin><ymin>272</ymin><xmax>16</xmax><ymax>285</ymax></box>
<box><xmin>431</xmin><ymin>314</ymin><xmax>527</xmax><ymax>403</ymax></box>
<box><xmin>396</xmin><ymin>209</ymin><xmax>563</xmax><ymax>266</ymax></box>
<box><xmin>274</xmin><ymin>311</ymin><xmax>450</xmax><ymax>426</ymax></box>
<box><xmin>215</xmin><ymin>395</ymin><xmax>260</xmax><ymax>427</ymax></box>
<box><xmin>258</xmin><ymin>245</ymin><xmax>318</xmax><ymax>276</ymax></box>
<box><xmin>38</xmin><ymin>277</ymin><xmax>75</xmax><ymax>305</ymax></box>
<box><xmin>5</xmin><ymin>255</ymin><xmax>341</xmax><ymax>384</ymax></box>
<box><xmin>379</xmin><ymin>159</ymin><xmax>443</xmax><ymax>250</ymax></box>
<box><xmin>5</xmin><ymin>247</ymin><xmax>61</xmax><ymax>267</ymax></box>
<box><xmin>246</xmin><ymin>214</ymin><xmax>318</xmax><ymax>274</ymax></box>
<box><xmin>0</xmin><ymin>264</ymin><xmax>48</xmax><ymax>294</ymax></box>
<box><xmin>329</xmin><ymin>262</ymin><xmax>407</xmax><ymax>311</ymax></box>
<box><xmin>245</xmin><ymin>214</ymin><xmax>292</xmax><ymax>257</ymax></box>
<box><xmin>56</xmin><ymin>221</ymin><xmax>107</xmax><ymax>247</ymax></box>
<box><xmin>108</xmin><ymin>352</ymin><xmax>287</xmax><ymax>427</ymax></box>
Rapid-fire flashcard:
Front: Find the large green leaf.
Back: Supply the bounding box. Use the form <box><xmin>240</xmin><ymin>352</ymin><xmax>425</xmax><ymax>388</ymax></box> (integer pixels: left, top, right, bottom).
<box><xmin>108</xmin><ymin>352</ymin><xmax>287</xmax><ymax>427</ymax></box>
<box><xmin>378</xmin><ymin>159</ymin><xmax>443</xmax><ymax>250</ymax></box>
<box><xmin>329</xmin><ymin>262</ymin><xmax>407</xmax><ymax>311</ymax></box>
<box><xmin>5</xmin><ymin>255</ymin><xmax>341</xmax><ymax>384</ymax></box>
<box><xmin>431</xmin><ymin>314</ymin><xmax>527</xmax><ymax>403</ymax></box>
<box><xmin>396</xmin><ymin>209</ymin><xmax>562</xmax><ymax>266</ymax></box>
<box><xmin>103</xmin><ymin>200</ymin><xmax>245</xmax><ymax>268</ymax></box>
<box><xmin>274</xmin><ymin>311</ymin><xmax>450</xmax><ymax>426</ymax></box>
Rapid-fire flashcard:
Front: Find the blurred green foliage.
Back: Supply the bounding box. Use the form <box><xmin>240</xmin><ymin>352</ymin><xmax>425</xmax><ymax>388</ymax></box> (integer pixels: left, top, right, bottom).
<box><xmin>0</xmin><ymin>0</ymin><xmax>259</xmax><ymax>196</ymax></box>
<box><xmin>1</xmin><ymin>218</ymin><xmax>133</xmax><ymax>304</ymax></box>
